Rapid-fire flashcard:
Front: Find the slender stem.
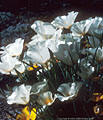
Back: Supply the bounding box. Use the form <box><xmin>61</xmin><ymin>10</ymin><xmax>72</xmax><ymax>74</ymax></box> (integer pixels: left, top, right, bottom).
<box><xmin>57</xmin><ymin>62</ymin><xmax>66</xmax><ymax>82</ymax></box>
<box><xmin>92</xmin><ymin>47</ymin><xmax>98</xmax><ymax>65</ymax></box>
<box><xmin>47</xmin><ymin>70</ymin><xmax>56</xmax><ymax>92</ymax></box>
<box><xmin>14</xmin><ymin>69</ymin><xmax>24</xmax><ymax>83</ymax></box>
<box><xmin>73</xmin><ymin>102</ymin><xmax>76</xmax><ymax>114</ymax></box>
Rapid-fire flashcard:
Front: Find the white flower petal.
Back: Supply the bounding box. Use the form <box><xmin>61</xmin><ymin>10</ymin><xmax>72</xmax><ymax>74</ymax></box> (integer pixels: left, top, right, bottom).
<box><xmin>31</xmin><ymin>79</ymin><xmax>48</xmax><ymax>94</ymax></box>
<box><xmin>71</xmin><ymin>19</ymin><xmax>93</xmax><ymax>37</ymax></box>
<box><xmin>52</xmin><ymin>11</ymin><xmax>78</xmax><ymax>29</ymax></box>
<box><xmin>85</xmin><ymin>47</ymin><xmax>103</xmax><ymax>62</ymax></box>
<box><xmin>25</xmin><ymin>45</ymin><xmax>50</xmax><ymax>64</ymax></box>
<box><xmin>37</xmin><ymin>91</ymin><xmax>56</xmax><ymax>106</ymax></box>
<box><xmin>7</xmin><ymin>84</ymin><xmax>32</xmax><ymax>105</ymax></box>
<box><xmin>54</xmin><ymin>42</ymin><xmax>80</xmax><ymax>65</ymax></box>
<box><xmin>57</xmin><ymin>82</ymin><xmax>82</xmax><ymax>101</ymax></box>
<box><xmin>88</xmin><ymin>17</ymin><xmax>103</xmax><ymax>35</ymax></box>
<box><xmin>0</xmin><ymin>38</ymin><xmax>24</xmax><ymax>56</ymax></box>
<box><xmin>88</xmin><ymin>36</ymin><xmax>100</xmax><ymax>48</ymax></box>
<box><xmin>11</xmin><ymin>62</ymin><xmax>25</xmax><ymax>75</ymax></box>
<box><xmin>31</xmin><ymin>20</ymin><xmax>56</xmax><ymax>39</ymax></box>
<box><xmin>0</xmin><ymin>54</ymin><xmax>17</xmax><ymax>74</ymax></box>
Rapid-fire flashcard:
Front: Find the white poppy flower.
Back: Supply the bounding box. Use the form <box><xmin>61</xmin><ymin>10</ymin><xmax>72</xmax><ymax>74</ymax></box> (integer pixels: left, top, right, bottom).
<box><xmin>37</xmin><ymin>91</ymin><xmax>57</xmax><ymax>107</ymax></box>
<box><xmin>44</xmin><ymin>29</ymin><xmax>62</xmax><ymax>53</ymax></box>
<box><xmin>26</xmin><ymin>29</ymin><xmax>62</xmax><ymax>51</ymax></box>
<box><xmin>7</xmin><ymin>84</ymin><xmax>32</xmax><ymax>105</ymax></box>
<box><xmin>24</xmin><ymin>44</ymin><xmax>50</xmax><ymax>65</ymax></box>
<box><xmin>0</xmin><ymin>38</ymin><xmax>24</xmax><ymax>57</ymax></box>
<box><xmin>25</xmin><ymin>30</ymin><xmax>62</xmax><ymax>65</ymax></box>
<box><xmin>52</xmin><ymin>11</ymin><xmax>78</xmax><ymax>29</ymax></box>
<box><xmin>0</xmin><ymin>54</ymin><xmax>16</xmax><ymax>74</ymax></box>
<box><xmin>88</xmin><ymin>17</ymin><xmax>102</xmax><ymax>35</ymax></box>
<box><xmin>57</xmin><ymin>82</ymin><xmax>82</xmax><ymax>102</ymax></box>
<box><xmin>31</xmin><ymin>79</ymin><xmax>48</xmax><ymax>95</ymax></box>
<box><xmin>71</xmin><ymin>19</ymin><xmax>93</xmax><ymax>37</ymax></box>
<box><xmin>31</xmin><ymin>20</ymin><xmax>56</xmax><ymax>39</ymax></box>
<box><xmin>27</xmin><ymin>29</ymin><xmax>62</xmax><ymax>53</ymax></box>
<box><xmin>0</xmin><ymin>54</ymin><xmax>25</xmax><ymax>75</ymax></box>
<box><xmin>54</xmin><ymin>42</ymin><xmax>80</xmax><ymax>65</ymax></box>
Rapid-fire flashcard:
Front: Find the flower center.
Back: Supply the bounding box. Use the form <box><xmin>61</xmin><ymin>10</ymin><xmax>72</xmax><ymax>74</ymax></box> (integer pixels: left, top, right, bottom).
<box><xmin>45</xmin><ymin>98</ymin><xmax>53</xmax><ymax>105</ymax></box>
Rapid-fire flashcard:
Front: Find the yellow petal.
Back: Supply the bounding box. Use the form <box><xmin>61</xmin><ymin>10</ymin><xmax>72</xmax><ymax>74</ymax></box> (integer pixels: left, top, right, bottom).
<box><xmin>22</xmin><ymin>106</ymin><xmax>30</xmax><ymax>117</ymax></box>
<box><xmin>16</xmin><ymin>106</ymin><xmax>36</xmax><ymax>120</ymax></box>
<box><xmin>33</xmin><ymin>64</ymin><xmax>38</xmax><ymax>68</ymax></box>
<box><xmin>100</xmin><ymin>95</ymin><xmax>103</xmax><ymax>100</ymax></box>
<box><xmin>30</xmin><ymin>108</ymin><xmax>36</xmax><ymax>120</ymax></box>
<box><xmin>27</xmin><ymin>67</ymin><xmax>34</xmax><ymax>71</ymax></box>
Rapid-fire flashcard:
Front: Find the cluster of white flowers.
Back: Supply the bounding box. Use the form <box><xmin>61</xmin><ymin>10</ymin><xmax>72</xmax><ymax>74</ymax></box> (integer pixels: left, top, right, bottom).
<box><xmin>0</xmin><ymin>11</ymin><xmax>103</xmax><ymax>109</ymax></box>
<box><xmin>7</xmin><ymin>80</ymin><xmax>82</xmax><ymax>108</ymax></box>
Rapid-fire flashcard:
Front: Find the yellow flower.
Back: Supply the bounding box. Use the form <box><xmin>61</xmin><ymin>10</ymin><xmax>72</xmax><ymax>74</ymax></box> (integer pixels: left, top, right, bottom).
<box><xmin>27</xmin><ymin>64</ymin><xmax>39</xmax><ymax>71</ymax></box>
<box><xmin>30</xmin><ymin>108</ymin><xmax>36</xmax><ymax>120</ymax></box>
<box><xmin>16</xmin><ymin>106</ymin><xmax>36</xmax><ymax>120</ymax></box>
<box><xmin>91</xmin><ymin>93</ymin><xmax>103</xmax><ymax>102</ymax></box>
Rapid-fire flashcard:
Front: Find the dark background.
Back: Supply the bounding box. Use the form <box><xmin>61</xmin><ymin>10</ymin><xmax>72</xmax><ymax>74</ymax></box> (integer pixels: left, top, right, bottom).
<box><xmin>0</xmin><ymin>0</ymin><xmax>103</xmax><ymax>13</ymax></box>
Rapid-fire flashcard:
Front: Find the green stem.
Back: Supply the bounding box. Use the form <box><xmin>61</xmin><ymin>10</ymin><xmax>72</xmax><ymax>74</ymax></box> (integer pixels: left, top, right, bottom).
<box><xmin>57</xmin><ymin>62</ymin><xmax>66</xmax><ymax>82</ymax></box>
